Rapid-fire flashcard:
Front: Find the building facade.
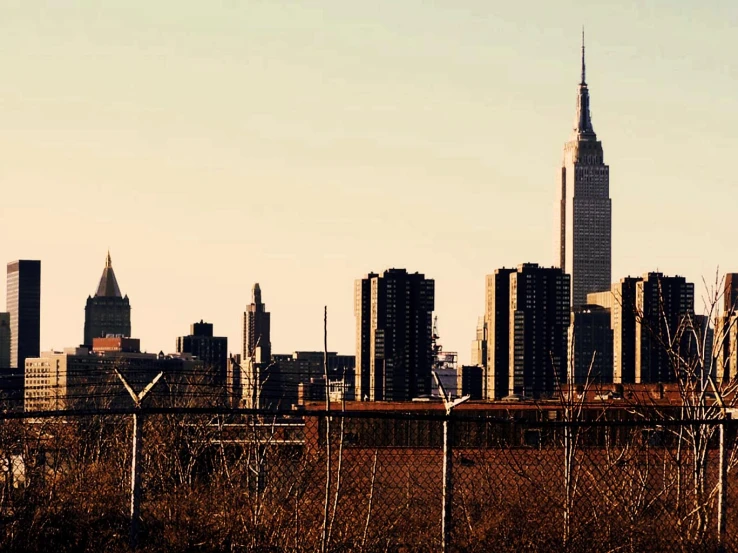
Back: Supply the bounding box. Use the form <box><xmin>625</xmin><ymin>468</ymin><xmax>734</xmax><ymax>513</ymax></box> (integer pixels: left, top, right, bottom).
<box><xmin>557</xmin><ymin>38</ymin><xmax>611</xmax><ymax>308</ymax></box>
<box><xmin>509</xmin><ymin>264</ymin><xmax>570</xmax><ymax>398</ymax></box>
<box><xmin>484</xmin><ymin>268</ymin><xmax>515</xmax><ymax>400</ymax></box>
<box><xmin>0</xmin><ymin>313</ymin><xmax>9</xmax><ymax>369</ymax></box>
<box><xmin>83</xmin><ymin>252</ymin><xmax>131</xmax><ymax>346</ymax></box>
<box><xmin>241</xmin><ymin>284</ymin><xmax>273</xmax><ymax>409</ymax></box>
<box><xmin>635</xmin><ymin>273</ymin><xmax>694</xmax><ymax>383</ymax></box>
<box><xmin>569</xmin><ymin>304</ymin><xmax>613</xmax><ymax>384</ymax></box>
<box><xmin>176</xmin><ymin>320</ymin><xmax>228</xmax><ymax>383</ymax></box>
<box><xmin>25</xmin><ymin>343</ymin><xmax>203</xmax><ymax>412</ymax></box>
<box><xmin>717</xmin><ymin>274</ymin><xmax>738</xmax><ymax>381</ymax></box>
<box><xmin>7</xmin><ymin>260</ymin><xmax>41</xmax><ymax>370</ymax></box>
<box><xmin>243</xmin><ymin>283</ymin><xmax>271</xmax><ymax>364</ymax></box>
<box><xmin>355</xmin><ymin>269</ymin><xmax>435</xmax><ymax>402</ymax></box>
<box><xmin>470</xmin><ymin>316</ymin><xmax>487</xmax><ymax>368</ymax></box>
<box><xmin>273</xmin><ymin>351</ymin><xmax>356</xmax><ymax>409</ymax></box>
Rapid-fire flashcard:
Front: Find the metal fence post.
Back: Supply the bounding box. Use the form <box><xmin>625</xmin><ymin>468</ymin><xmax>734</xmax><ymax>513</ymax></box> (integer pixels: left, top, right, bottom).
<box><xmin>130</xmin><ymin>410</ymin><xmax>143</xmax><ymax>550</ymax></box>
<box><xmin>115</xmin><ymin>369</ymin><xmax>163</xmax><ymax>551</ymax></box>
<box><xmin>442</xmin><ymin>411</ymin><xmax>453</xmax><ymax>553</ymax></box>
<box><xmin>718</xmin><ymin>419</ymin><xmax>728</xmax><ymax>551</ymax></box>
<box><xmin>434</xmin><ymin>371</ymin><xmax>470</xmax><ymax>553</ymax></box>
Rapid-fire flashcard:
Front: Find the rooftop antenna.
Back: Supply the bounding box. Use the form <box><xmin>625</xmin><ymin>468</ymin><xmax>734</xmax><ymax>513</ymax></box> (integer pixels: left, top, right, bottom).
<box><xmin>581</xmin><ymin>26</ymin><xmax>586</xmax><ymax>84</ymax></box>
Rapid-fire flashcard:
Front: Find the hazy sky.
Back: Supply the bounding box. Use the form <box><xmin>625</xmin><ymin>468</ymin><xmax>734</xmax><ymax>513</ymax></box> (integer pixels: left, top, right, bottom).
<box><xmin>1</xmin><ymin>1</ymin><xmax>737</xmax><ymax>363</ymax></box>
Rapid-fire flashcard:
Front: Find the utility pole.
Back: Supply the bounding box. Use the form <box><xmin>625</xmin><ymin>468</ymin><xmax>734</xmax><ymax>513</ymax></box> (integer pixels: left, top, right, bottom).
<box><xmin>116</xmin><ymin>369</ymin><xmax>163</xmax><ymax>551</ymax></box>
<box><xmin>433</xmin><ymin>371</ymin><xmax>470</xmax><ymax>553</ymax></box>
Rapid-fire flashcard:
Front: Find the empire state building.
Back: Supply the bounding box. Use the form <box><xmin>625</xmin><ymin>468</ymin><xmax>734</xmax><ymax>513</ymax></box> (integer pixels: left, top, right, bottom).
<box><xmin>558</xmin><ymin>36</ymin><xmax>611</xmax><ymax>307</ymax></box>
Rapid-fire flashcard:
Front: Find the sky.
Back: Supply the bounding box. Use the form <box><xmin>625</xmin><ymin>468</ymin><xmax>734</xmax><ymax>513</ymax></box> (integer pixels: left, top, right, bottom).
<box><xmin>1</xmin><ymin>1</ymin><xmax>737</xmax><ymax>363</ymax></box>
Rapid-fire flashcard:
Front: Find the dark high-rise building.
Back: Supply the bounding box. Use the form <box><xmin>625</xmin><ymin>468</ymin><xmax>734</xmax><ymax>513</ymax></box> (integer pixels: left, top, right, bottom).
<box><xmin>0</xmin><ymin>313</ymin><xmax>9</xmax><ymax>369</ymax></box>
<box><xmin>569</xmin><ymin>305</ymin><xmax>613</xmax><ymax>384</ymax></box>
<box><xmin>457</xmin><ymin>365</ymin><xmax>483</xmax><ymax>400</ymax></box>
<box><xmin>484</xmin><ymin>268</ymin><xmax>515</xmax><ymax>399</ymax></box>
<box><xmin>509</xmin><ymin>263</ymin><xmax>570</xmax><ymax>398</ymax></box>
<box><xmin>635</xmin><ymin>273</ymin><xmax>694</xmax><ymax>383</ymax></box>
<box><xmin>7</xmin><ymin>260</ymin><xmax>41</xmax><ymax>370</ymax></box>
<box><xmin>557</xmin><ymin>35</ymin><xmax>612</xmax><ymax>308</ymax></box>
<box><xmin>355</xmin><ymin>269</ymin><xmax>435</xmax><ymax>401</ymax></box>
<box><xmin>242</xmin><ymin>284</ymin><xmax>273</xmax><ymax>409</ymax></box>
<box><xmin>176</xmin><ymin>320</ymin><xmax>228</xmax><ymax>383</ymax></box>
<box><xmin>84</xmin><ymin>253</ymin><xmax>131</xmax><ymax>346</ymax></box>
<box><xmin>243</xmin><ymin>283</ymin><xmax>271</xmax><ymax>363</ymax></box>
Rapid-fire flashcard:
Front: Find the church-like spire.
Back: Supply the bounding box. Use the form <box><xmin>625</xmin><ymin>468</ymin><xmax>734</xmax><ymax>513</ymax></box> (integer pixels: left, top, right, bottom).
<box><xmin>574</xmin><ymin>28</ymin><xmax>596</xmax><ymax>139</ymax></box>
<box><xmin>95</xmin><ymin>251</ymin><xmax>122</xmax><ymax>298</ymax></box>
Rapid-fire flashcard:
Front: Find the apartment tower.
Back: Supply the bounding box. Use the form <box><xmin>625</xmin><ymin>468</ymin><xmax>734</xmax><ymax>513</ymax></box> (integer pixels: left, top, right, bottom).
<box><xmin>635</xmin><ymin>273</ymin><xmax>694</xmax><ymax>383</ymax></box>
<box><xmin>355</xmin><ymin>269</ymin><xmax>435</xmax><ymax>401</ymax></box>
<box><xmin>508</xmin><ymin>264</ymin><xmax>570</xmax><ymax>398</ymax></box>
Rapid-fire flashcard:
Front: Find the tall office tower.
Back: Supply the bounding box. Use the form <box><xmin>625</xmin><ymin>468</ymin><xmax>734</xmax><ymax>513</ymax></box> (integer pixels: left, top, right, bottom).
<box><xmin>509</xmin><ymin>263</ymin><xmax>570</xmax><ymax>398</ymax></box>
<box><xmin>569</xmin><ymin>305</ymin><xmax>613</xmax><ymax>384</ymax></box>
<box><xmin>635</xmin><ymin>273</ymin><xmax>694</xmax><ymax>383</ymax></box>
<box><xmin>470</xmin><ymin>316</ymin><xmax>487</xmax><ymax>367</ymax></box>
<box><xmin>354</xmin><ymin>269</ymin><xmax>435</xmax><ymax>402</ymax></box>
<box><xmin>7</xmin><ymin>260</ymin><xmax>41</xmax><ymax>370</ymax></box>
<box><xmin>84</xmin><ymin>252</ymin><xmax>131</xmax><ymax>346</ymax></box>
<box><xmin>243</xmin><ymin>283</ymin><xmax>271</xmax><ymax>364</ymax></box>
<box><xmin>242</xmin><ymin>284</ymin><xmax>274</xmax><ymax>408</ymax></box>
<box><xmin>0</xmin><ymin>313</ymin><xmax>10</xmax><ymax>368</ymax></box>
<box><xmin>176</xmin><ymin>320</ymin><xmax>228</xmax><ymax>381</ymax></box>
<box><xmin>484</xmin><ymin>268</ymin><xmax>515</xmax><ymax>399</ymax></box>
<box><xmin>557</xmin><ymin>35</ymin><xmax>611</xmax><ymax>307</ymax></box>
<box><xmin>715</xmin><ymin>274</ymin><xmax>738</xmax><ymax>381</ymax></box>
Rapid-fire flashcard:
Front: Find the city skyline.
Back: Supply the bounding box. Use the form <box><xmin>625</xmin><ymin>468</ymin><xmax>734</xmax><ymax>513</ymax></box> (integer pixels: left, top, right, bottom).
<box><xmin>1</xmin><ymin>3</ymin><xmax>736</xmax><ymax>363</ymax></box>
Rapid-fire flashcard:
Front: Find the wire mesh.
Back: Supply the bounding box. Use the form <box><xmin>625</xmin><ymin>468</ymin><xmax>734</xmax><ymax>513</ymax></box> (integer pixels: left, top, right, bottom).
<box><xmin>0</xmin><ymin>409</ymin><xmax>735</xmax><ymax>552</ymax></box>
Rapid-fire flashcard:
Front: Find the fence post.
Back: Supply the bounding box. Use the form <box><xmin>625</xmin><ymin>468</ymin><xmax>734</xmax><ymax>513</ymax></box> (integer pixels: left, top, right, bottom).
<box><xmin>563</xmin><ymin>421</ymin><xmax>572</xmax><ymax>546</ymax></box>
<box><xmin>433</xmin><ymin>371</ymin><xmax>470</xmax><ymax>553</ymax></box>
<box><xmin>115</xmin><ymin>369</ymin><xmax>163</xmax><ymax>551</ymax></box>
<box><xmin>130</xmin><ymin>410</ymin><xmax>143</xmax><ymax>550</ymax></box>
<box><xmin>718</xmin><ymin>419</ymin><xmax>728</xmax><ymax>551</ymax></box>
<box><xmin>442</xmin><ymin>412</ymin><xmax>453</xmax><ymax>553</ymax></box>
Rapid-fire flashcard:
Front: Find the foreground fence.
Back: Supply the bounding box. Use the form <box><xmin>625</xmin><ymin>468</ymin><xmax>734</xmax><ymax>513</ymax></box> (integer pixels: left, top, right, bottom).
<box><xmin>0</xmin><ymin>407</ymin><xmax>737</xmax><ymax>552</ymax></box>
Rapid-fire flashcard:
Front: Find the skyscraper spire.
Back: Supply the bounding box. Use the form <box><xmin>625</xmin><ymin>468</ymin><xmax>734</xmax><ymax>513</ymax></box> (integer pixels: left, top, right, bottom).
<box><xmin>581</xmin><ymin>27</ymin><xmax>586</xmax><ymax>85</ymax></box>
<box><xmin>96</xmin><ymin>251</ymin><xmax>122</xmax><ymax>297</ymax></box>
<box><xmin>574</xmin><ymin>29</ymin><xmax>595</xmax><ymax>138</ymax></box>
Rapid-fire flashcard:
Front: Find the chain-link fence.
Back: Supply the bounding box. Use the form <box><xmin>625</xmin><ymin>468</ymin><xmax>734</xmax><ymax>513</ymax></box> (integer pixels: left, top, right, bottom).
<box><xmin>0</xmin><ymin>408</ymin><xmax>736</xmax><ymax>552</ymax></box>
